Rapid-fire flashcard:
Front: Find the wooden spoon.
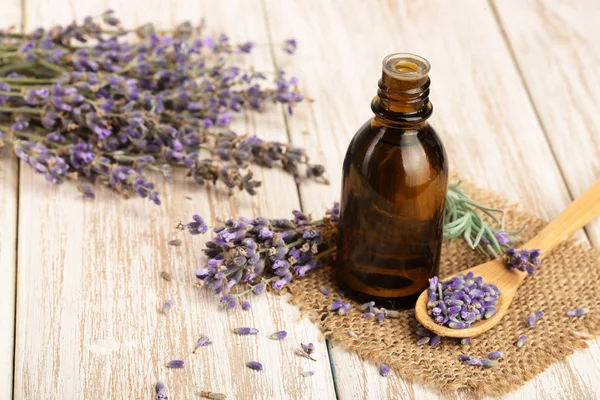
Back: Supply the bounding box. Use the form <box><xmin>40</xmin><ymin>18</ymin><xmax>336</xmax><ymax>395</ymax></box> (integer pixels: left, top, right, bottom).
<box><xmin>415</xmin><ymin>178</ymin><xmax>600</xmax><ymax>338</ymax></box>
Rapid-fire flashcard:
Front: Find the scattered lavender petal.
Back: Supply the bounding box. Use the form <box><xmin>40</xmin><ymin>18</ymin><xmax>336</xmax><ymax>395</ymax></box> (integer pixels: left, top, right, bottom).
<box><xmin>168</xmin><ymin>239</ymin><xmax>182</xmax><ymax>246</ymax></box>
<box><xmin>301</xmin><ymin>342</ymin><xmax>315</xmax><ymax>355</ymax></box>
<box><xmin>166</xmin><ymin>359</ymin><xmax>185</xmax><ymax>368</ymax></box>
<box><xmin>488</xmin><ymin>351</ymin><xmax>503</xmax><ymax>360</ymax></box>
<box><xmin>460</xmin><ymin>337</ymin><xmax>472</xmax><ymax>345</ymax></box>
<box><xmin>566</xmin><ymin>307</ymin><xmax>589</xmax><ymax>317</ymax></box>
<box><xmin>269</xmin><ymin>331</ymin><xmax>287</xmax><ymax>340</ymax></box>
<box><xmin>241</xmin><ymin>300</ymin><xmax>252</xmax><ymax>311</ymax></box>
<box><xmin>361</xmin><ymin>301</ymin><xmax>375</xmax><ymax>311</ymax></box>
<box><xmin>430</xmin><ymin>335</ymin><xmax>441</xmax><ymax>347</ymax></box>
<box><xmin>233</xmin><ymin>327</ymin><xmax>259</xmax><ymax>335</ymax></box>
<box><xmin>320</xmin><ymin>287</ymin><xmax>331</xmax><ymax>296</ymax></box>
<box><xmin>386</xmin><ymin>310</ymin><xmax>401</xmax><ymax>318</ymax></box>
<box><xmin>458</xmin><ymin>354</ymin><xmax>472</xmax><ymax>362</ymax></box>
<box><xmin>417</xmin><ymin>337</ymin><xmax>430</xmax><ymax>346</ymax></box>
<box><xmin>466</xmin><ymin>358</ymin><xmax>482</xmax><ymax>366</ymax></box>
<box><xmin>377</xmin><ymin>313</ymin><xmax>385</xmax><ymax>324</ymax></box>
<box><xmin>526</xmin><ymin>312</ymin><xmax>538</xmax><ymax>328</ymax></box>
<box><xmin>379</xmin><ymin>363</ymin><xmax>390</xmax><ymax>377</ymax></box>
<box><xmin>301</xmin><ymin>371</ymin><xmax>315</xmax><ymax>377</ymax></box>
<box><xmin>347</xmin><ymin>330</ymin><xmax>358</xmax><ymax>338</ymax></box>
<box><xmin>161</xmin><ymin>300</ymin><xmax>173</xmax><ymax>314</ymax></box>
<box><xmin>480</xmin><ymin>359</ymin><xmax>497</xmax><ymax>368</ymax></box>
<box><xmin>156</xmin><ymin>381</ymin><xmax>168</xmax><ymax>399</ymax></box>
<box><xmin>246</xmin><ymin>361</ymin><xmax>263</xmax><ymax>371</ymax></box>
<box><xmin>516</xmin><ymin>335</ymin><xmax>526</xmax><ymax>348</ymax></box>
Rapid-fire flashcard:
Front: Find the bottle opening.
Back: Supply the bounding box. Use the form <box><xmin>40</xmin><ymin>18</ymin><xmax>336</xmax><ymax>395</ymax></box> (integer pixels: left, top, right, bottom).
<box><xmin>382</xmin><ymin>53</ymin><xmax>430</xmax><ymax>81</ymax></box>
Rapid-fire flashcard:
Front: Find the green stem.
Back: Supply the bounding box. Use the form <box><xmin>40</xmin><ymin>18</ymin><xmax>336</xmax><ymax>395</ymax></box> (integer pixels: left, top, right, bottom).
<box><xmin>36</xmin><ymin>58</ymin><xmax>66</xmax><ymax>75</ymax></box>
<box><xmin>0</xmin><ymin>106</ymin><xmax>42</xmax><ymax>114</ymax></box>
<box><xmin>0</xmin><ymin>77</ymin><xmax>57</xmax><ymax>84</ymax></box>
<box><xmin>315</xmin><ymin>246</ymin><xmax>336</xmax><ymax>260</ymax></box>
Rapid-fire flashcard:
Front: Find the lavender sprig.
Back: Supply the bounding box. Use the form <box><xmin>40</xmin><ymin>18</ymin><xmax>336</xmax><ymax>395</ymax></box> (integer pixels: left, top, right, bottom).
<box><xmin>505</xmin><ymin>248</ymin><xmax>541</xmax><ymax>276</ymax></box>
<box><xmin>0</xmin><ymin>12</ymin><xmax>327</xmax><ymax>203</ymax></box>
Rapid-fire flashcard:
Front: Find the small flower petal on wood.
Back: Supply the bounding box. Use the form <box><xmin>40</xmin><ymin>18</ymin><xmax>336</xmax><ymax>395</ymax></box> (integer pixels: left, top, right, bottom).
<box><xmin>246</xmin><ymin>361</ymin><xmax>263</xmax><ymax>371</ymax></box>
<box><xmin>166</xmin><ymin>359</ymin><xmax>185</xmax><ymax>368</ymax></box>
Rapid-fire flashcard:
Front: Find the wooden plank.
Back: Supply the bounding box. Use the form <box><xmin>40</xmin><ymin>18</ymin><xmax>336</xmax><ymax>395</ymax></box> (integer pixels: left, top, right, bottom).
<box><xmin>491</xmin><ymin>0</ymin><xmax>600</xmax><ymax>398</ymax></box>
<box><xmin>263</xmin><ymin>0</ymin><xmax>593</xmax><ymax>399</ymax></box>
<box><xmin>14</xmin><ymin>1</ymin><xmax>336</xmax><ymax>399</ymax></box>
<box><xmin>493</xmin><ymin>0</ymin><xmax>600</xmax><ymax>248</ymax></box>
<box><xmin>0</xmin><ymin>1</ymin><xmax>22</xmax><ymax>398</ymax></box>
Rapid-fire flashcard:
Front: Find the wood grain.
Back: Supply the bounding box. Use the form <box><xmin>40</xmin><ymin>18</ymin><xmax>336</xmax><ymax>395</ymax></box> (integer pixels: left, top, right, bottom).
<box><xmin>263</xmin><ymin>0</ymin><xmax>595</xmax><ymax>399</ymax></box>
<box><xmin>0</xmin><ymin>1</ymin><xmax>22</xmax><ymax>398</ymax></box>
<box><xmin>15</xmin><ymin>1</ymin><xmax>336</xmax><ymax>399</ymax></box>
<box><xmin>493</xmin><ymin>0</ymin><xmax>600</xmax><ymax>249</ymax></box>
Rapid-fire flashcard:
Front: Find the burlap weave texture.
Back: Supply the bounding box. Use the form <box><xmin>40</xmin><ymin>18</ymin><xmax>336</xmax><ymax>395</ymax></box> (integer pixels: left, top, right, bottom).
<box><xmin>286</xmin><ymin>179</ymin><xmax>600</xmax><ymax>395</ymax></box>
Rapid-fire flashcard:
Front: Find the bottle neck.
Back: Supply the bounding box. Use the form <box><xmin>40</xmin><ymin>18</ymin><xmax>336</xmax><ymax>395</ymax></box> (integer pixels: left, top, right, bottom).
<box><xmin>371</xmin><ymin>54</ymin><xmax>433</xmax><ymax>125</ymax></box>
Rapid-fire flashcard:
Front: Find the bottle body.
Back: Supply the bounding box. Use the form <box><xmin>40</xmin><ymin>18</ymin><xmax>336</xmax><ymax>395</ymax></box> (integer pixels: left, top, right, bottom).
<box><xmin>336</xmin><ymin>53</ymin><xmax>448</xmax><ymax>309</ymax></box>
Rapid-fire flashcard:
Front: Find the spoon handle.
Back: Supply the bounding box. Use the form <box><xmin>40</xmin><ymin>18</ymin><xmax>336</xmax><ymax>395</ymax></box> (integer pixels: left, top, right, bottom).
<box><xmin>524</xmin><ymin>179</ymin><xmax>600</xmax><ymax>256</ymax></box>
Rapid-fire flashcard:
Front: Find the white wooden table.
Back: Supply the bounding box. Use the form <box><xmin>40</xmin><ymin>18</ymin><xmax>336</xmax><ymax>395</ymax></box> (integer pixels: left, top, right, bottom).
<box><xmin>1</xmin><ymin>1</ymin><xmax>599</xmax><ymax>399</ymax></box>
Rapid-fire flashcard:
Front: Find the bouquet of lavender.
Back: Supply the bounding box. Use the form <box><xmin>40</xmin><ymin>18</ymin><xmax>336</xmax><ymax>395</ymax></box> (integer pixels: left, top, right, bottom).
<box><xmin>0</xmin><ymin>10</ymin><xmax>326</xmax><ymax>204</ymax></box>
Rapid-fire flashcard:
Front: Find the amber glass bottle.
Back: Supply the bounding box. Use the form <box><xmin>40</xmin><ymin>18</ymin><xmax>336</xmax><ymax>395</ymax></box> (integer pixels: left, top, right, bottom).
<box><xmin>336</xmin><ymin>53</ymin><xmax>448</xmax><ymax>309</ymax></box>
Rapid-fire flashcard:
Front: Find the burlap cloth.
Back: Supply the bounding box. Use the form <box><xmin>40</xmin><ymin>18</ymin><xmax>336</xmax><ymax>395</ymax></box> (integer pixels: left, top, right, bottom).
<box><xmin>285</xmin><ymin>179</ymin><xmax>600</xmax><ymax>395</ymax></box>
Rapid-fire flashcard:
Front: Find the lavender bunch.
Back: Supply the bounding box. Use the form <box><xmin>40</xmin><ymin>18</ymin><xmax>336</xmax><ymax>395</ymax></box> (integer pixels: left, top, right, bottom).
<box><xmin>183</xmin><ymin>203</ymin><xmax>339</xmax><ymax>307</ymax></box>
<box><xmin>504</xmin><ymin>248</ymin><xmax>541</xmax><ymax>276</ymax></box>
<box><xmin>0</xmin><ymin>11</ymin><xmax>326</xmax><ymax>203</ymax></box>
<box><xmin>444</xmin><ymin>182</ymin><xmax>524</xmax><ymax>257</ymax></box>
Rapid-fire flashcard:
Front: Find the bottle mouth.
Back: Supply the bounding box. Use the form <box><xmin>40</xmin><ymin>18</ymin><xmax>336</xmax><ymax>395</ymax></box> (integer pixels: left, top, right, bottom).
<box><xmin>382</xmin><ymin>53</ymin><xmax>431</xmax><ymax>81</ymax></box>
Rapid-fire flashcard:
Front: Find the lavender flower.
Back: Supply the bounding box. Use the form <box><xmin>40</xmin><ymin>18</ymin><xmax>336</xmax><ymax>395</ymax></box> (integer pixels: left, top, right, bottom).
<box><xmin>526</xmin><ymin>310</ymin><xmax>544</xmax><ymax>327</ymax></box>
<box><xmin>155</xmin><ymin>381</ymin><xmax>168</xmax><ymax>399</ymax></box>
<box><xmin>488</xmin><ymin>351</ymin><xmax>503</xmax><ymax>360</ymax></box>
<box><xmin>269</xmin><ymin>331</ymin><xmax>287</xmax><ymax>340</ymax></box>
<box><xmin>160</xmin><ymin>300</ymin><xmax>173</xmax><ymax>314</ymax></box>
<box><xmin>0</xmin><ymin>12</ymin><xmax>325</xmax><ymax>203</ymax></box>
<box><xmin>319</xmin><ymin>287</ymin><xmax>331</xmax><ymax>296</ymax></box>
<box><xmin>166</xmin><ymin>359</ymin><xmax>185</xmax><ymax>368</ymax></box>
<box><xmin>516</xmin><ymin>335</ymin><xmax>526</xmax><ymax>348</ymax></box>
<box><xmin>193</xmin><ymin>336</ymin><xmax>212</xmax><ymax>353</ymax></box>
<box><xmin>301</xmin><ymin>371</ymin><xmax>314</xmax><ymax>377</ymax></box>
<box><xmin>185</xmin><ymin>207</ymin><xmax>338</xmax><ymax>304</ymax></box>
<box><xmin>416</xmin><ymin>337</ymin><xmax>430</xmax><ymax>346</ymax></box>
<box><xmin>480</xmin><ymin>359</ymin><xmax>497</xmax><ymax>368</ymax></box>
<box><xmin>566</xmin><ymin>307</ymin><xmax>589</xmax><ymax>317</ymax></box>
<box><xmin>246</xmin><ymin>361</ymin><xmax>263</xmax><ymax>371</ymax></box>
<box><xmin>379</xmin><ymin>363</ymin><xmax>390</xmax><ymax>377</ymax></box>
<box><xmin>241</xmin><ymin>300</ymin><xmax>252</xmax><ymax>310</ymax></box>
<box><xmin>426</xmin><ymin>272</ymin><xmax>500</xmax><ymax>329</ymax></box>
<box><xmin>458</xmin><ymin>354</ymin><xmax>472</xmax><ymax>362</ymax></box>
<box><xmin>430</xmin><ymin>335</ymin><xmax>441</xmax><ymax>347</ymax></box>
<box><xmin>460</xmin><ymin>338</ymin><xmax>472</xmax><ymax>345</ymax></box>
<box><xmin>505</xmin><ymin>248</ymin><xmax>542</xmax><ymax>276</ymax></box>
<box><xmin>377</xmin><ymin>313</ymin><xmax>385</xmax><ymax>324</ymax></box>
<box><xmin>347</xmin><ymin>330</ymin><xmax>358</xmax><ymax>338</ymax></box>
<box><xmin>233</xmin><ymin>327</ymin><xmax>259</xmax><ymax>335</ymax></box>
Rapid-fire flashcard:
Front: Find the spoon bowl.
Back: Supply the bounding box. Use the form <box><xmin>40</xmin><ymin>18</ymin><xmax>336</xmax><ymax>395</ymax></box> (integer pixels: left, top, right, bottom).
<box><xmin>415</xmin><ymin>178</ymin><xmax>600</xmax><ymax>338</ymax></box>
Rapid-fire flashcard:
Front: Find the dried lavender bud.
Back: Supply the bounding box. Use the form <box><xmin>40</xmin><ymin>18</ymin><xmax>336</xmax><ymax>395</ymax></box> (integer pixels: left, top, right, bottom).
<box><xmin>338</xmin><ymin>302</ymin><xmax>351</xmax><ymax>315</ymax></box>
<box><xmin>233</xmin><ymin>327</ymin><xmax>258</xmax><ymax>335</ymax></box>
<box><xmin>295</xmin><ymin>348</ymin><xmax>316</xmax><ymax>361</ymax></box>
<box><xmin>363</xmin><ymin>312</ymin><xmax>375</xmax><ymax>319</ymax></box>
<box><xmin>320</xmin><ymin>287</ymin><xmax>331</xmax><ymax>296</ymax></box>
<box><xmin>160</xmin><ymin>300</ymin><xmax>173</xmax><ymax>314</ymax></box>
<box><xmin>200</xmin><ymin>391</ymin><xmax>227</xmax><ymax>400</ymax></box>
<box><xmin>347</xmin><ymin>330</ymin><xmax>358</xmax><ymax>338</ymax></box>
<box><xmin>301</xmin><ymin>342</ymin><xmax>315</xmax><ymax>355</ymax></box>
<box><xmin>504</xmin><ymin>248</ymin><xmax>541</xmax><ymax>276</ymax></box>
<box><xmin>426</xmin><ymin>273</ymin><xmax>500</xmax><ymax>329</ymax></box>
<box><xmin>160</xmin><ymin>271</ymin><xmax>172</xmax><ymax>281</ymax></box>
<box><xmin>379</xmin><ymin>363</ymin><xmax>390</xmax><ymax>377</ymax></box>
<box><xmin>193</xmin><ymin>336</ymin><xmax>212</xmax><ymax>352</ymax></box>
<box><xmin>516</xmin><ymin>335</ymin><xmax>526</xmax><ymax>348</ymax></box>
<box><xmin>460</xmin><ymin>338</ymin><xmax>472</xmax><ymax>345</ymax></box>
<box><xmin>156</xmin><ymin>381</ymin><xmax>168</xmax><ymax>399</ymax></box>
<box><xmin>526</xmin><ymin>311</ymin><xmax>543</xmax><ymax>327</ymax></box>
<box><xmin>328</xmin><ymin>299</ymin><xmax>343</xmax><ymax>312</ymax></box>
<box><xmin>166</xmin><ymin>359</ymin><xmax>185</xmax><ymax>368</ymax></box>
<box><xmin>168</xmin><ymin>239</ymin><xmax>182</xmax><ymax>246</ymax></box>
<box><xmin>301</xmin><ymin>371</ymin><xmax>315</xmax><ymax>377</ymax></box>
<box><xmin>430</xmin><ymin>335</ymin><xmax>441</xmax><ymax>347</ymax></box>
<box><xmin>269</xmin><ymin>331</ymin><xmax>287</xmax><ymax>340</ymax></box>
<box><xmin>377</xmin><ymin>313</ymin><xmax>385</xmax><ymax>324</ymax></box>
<box><xmin>416</xmin><ymin>325</ymin><xmax>432</xmax><ymax>337</ymax></box>
<box><xmin>241</xmin><ymin>301</ymin><xmax>252</xmax><ymax>311</ymax></box>
<box><xmin>246</xmin><ymin>361</ymin><xmax>263</xmax><ymax>371</ymax></box>
<box><xmin>416</xmin><ymin>337</ymin><xmax>430</xmax><ymax>346</ymax></box>
<box><xmin>385</xmin><ymin>310</ymin><xmax>402</xmax><ymax>318</ymax></box>
<box><xmin>566</xmin><ymin>307</ymin><xmax>589</xmax><ymax>317</ymax></box>
<box><xmin>361</xmin><ymin>301</ymin><xmax>375</xmax><ymax>311</ymax></box>
<box><xmin>480</xmin><ymin>359</ymin><xmax>497</xmax><ymax>368</ymax></box>
<box><xmin>466</xmin><ymin>358</ymin><xmax>482</xmax><ymax>366</ymax></box>
<box><xmin>488</xmin><ymin>351</ymin><xmax>503</xmax><ymax>360</ymax></box>
<box><xmin>458</xmin><ymin>354</ymin><xmax>472</xmax><ymax>362</ymax></box>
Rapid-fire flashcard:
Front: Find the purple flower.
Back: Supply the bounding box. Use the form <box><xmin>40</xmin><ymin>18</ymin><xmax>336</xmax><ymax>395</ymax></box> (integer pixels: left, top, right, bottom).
<box><xmin>282</xmin><ymin>39</ymin><xmax>297</xmax><ymax>55</ymax></box>
<box><xmin>379</xmin><ymin>363</ymin><xmax>390</xmax><ymax>377</ymax></box>
<box><xmin>493</xmin><ymin>231</ymin><xmax>510</xmax><ymax>245</ymax></box>
<box><xmin>160</xmin><ymin>300</ymin><xmax>173</xmax><ymax>314</ymax></box>
<box><xmin>155</xmin><ymin>381</ymin><xmax>168</xmax><ymax>400</ymax></box>
<box><xmin>246</xmin><ymin>361</ymin><xmax>263</xmax><ymax>371</ymax></box>
<box><xmin>166</xmin><ymin>359</ymin><xmax>184</xmax><ymax>368</ymax></box>
<box><xmin>196</xmin><ymin>336</ymin><xmax>212</xmax><ymax>348</ymax></box>
<box><xmin>416</xmin><ymin>337</ymin><xmax>430</xmax><ymax>345</ymax></box>
<box><xmin>233</xmin><ymin>327</ymin><xmax>258</xmax><ymax>335</ymax></box>
<box><xmin>252</xmin><ymin>283</ymin><xmax>266</xmax><ymax>296</ymax></box>
<box><xmin>430</xmin><ymin>335</ymin><xmax>441</xmax><ymax>347</ymax></box>
<box><xmin>187</xmin><ymin>215</ymin><xmax>208</xmax><ymax>235</ymax></box>
<box><xmin>460</xmin><ymin>337</ymin><xmax>472</xmax><ymax>345</ymax></box>
<box><xmin>319</xmin><ymin>287</ymin><xmax>330</xmax><ymax>296</ymax></box>
<box><xmin>458</xmin><ymin>354</ymin><xmax>472</xmax><ymax>362</ymax></box>
<box><xmin>377</xmin><ymin>313</ymin><xmax>385</xmax><ymax>324</ymax></box>
<box><xmin>301</xmin><ymin>342</ymin><xmax>315</xmax><ymax>355</ymax></box>
<box><xmin>566</xmin><ymin>307</ymin><xmax>589</xmax><ymax>317</ymax></box>
<box><xmin>269</xmin><ymin>330</ymin><xmax>287</xmax><ymax>340</ymax></box>
<box><xmin>328</xmin><ymin>299</ymin><xmax>343</xmax><ymax>312</ymax></box>
<box><xmin>488</xmin><ymin>351</ymin><xmax>503</xmax><ymax>360</ymax></box>
<box><xmin>338</xmin><ymin>302</ymin><xmax>351</xmax><ymax>315</ymax></box>
<box><xmin>516</xmin><ymin>335</ymin><xmax>526</xmax><ymax>348</ymax></box>
<box><xmin>301</xmin><ymin>371</ymin><xmax>314</xmax><ymax>377</ymax></box>
<box><xmin>527</xmin><ymin>310</ymin><xmax>544</xmax><ymax>327</ymax></box>
<box><xmin>504</xmin><ymin>247</ymin><xmax>541</xmax><ymax>276</ymax></box>
<box><xmin>241</xmin><ymin>300</ymin><xmax>251</xmax><ymax>310</ymax></box>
